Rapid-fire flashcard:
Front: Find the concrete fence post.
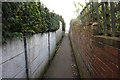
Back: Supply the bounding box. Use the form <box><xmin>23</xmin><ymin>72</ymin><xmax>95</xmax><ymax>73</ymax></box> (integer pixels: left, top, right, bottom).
<box><xmin>48</xmin><ymin>32</ymin><xmax>50</xmax><ymax>65</ymax></box>
<box><xmin>23</xmin><ymin>33</ymin><xmax>29</xmax><ymax>80</ymax></box>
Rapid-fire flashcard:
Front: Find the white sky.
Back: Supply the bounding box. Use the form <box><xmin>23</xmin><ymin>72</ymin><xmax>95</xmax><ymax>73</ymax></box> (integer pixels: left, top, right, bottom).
<box><xmin>40</xmin><ymin>0</ymin><xmax>86</xmax><ymax>30</ymax></box>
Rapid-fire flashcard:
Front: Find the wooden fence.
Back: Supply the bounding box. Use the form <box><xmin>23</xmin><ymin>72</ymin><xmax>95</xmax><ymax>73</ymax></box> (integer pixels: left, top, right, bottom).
<box><xmin>80</xmin><ymin>1</ymin><xmax>120</xmax><ymax>37</ymax></box>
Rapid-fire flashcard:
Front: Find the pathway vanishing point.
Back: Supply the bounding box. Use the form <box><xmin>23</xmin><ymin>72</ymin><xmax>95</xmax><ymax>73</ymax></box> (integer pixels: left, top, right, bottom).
<box><xmin>43</xmin><ymin>33</ymin><xmax>80</xmax><ymax>78</ymax></box>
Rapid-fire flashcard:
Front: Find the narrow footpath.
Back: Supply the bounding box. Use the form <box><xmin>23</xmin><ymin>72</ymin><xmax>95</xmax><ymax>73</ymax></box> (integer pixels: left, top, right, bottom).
<box><xmin>43</xmin><ymin>33</ymin><xmax>79</xmax><ymax>78</ymax></box>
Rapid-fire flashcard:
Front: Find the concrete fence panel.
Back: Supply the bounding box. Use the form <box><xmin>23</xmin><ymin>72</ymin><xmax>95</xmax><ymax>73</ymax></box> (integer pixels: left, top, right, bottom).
<box><xmin>1</xmin><ymin>29</ymin><xmax>62</xmax><ymax>78</ymax></box>
<box><xmin>50</xmin><ymin>32</ymin><xmax>56</xmax><ymax>59</ymax></box>
<box><xmin>27</xmin><ymin>33</ymin><xmax>49</xmax><ymax>78</ymax></box>
<box><xmin>56</xmin><ymin>21</ymin><xmax>63</xmax><ymax>43</ymax></box>
<box><xmin>2</xmin><ymin>39</ymin><xmax>26</xmax><ymax>78</ymax></box>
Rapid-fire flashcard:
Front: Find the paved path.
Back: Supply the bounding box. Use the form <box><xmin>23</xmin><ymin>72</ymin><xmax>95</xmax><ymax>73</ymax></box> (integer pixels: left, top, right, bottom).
<box><xmin>43</xmin><ymin>33</ymin><xmax>79</xmax><ymax>78</ymax></box>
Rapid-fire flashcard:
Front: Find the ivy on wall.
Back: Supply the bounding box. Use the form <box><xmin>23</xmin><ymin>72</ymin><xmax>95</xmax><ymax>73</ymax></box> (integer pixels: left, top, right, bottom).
<box><xmin>2</xmin><ymin>2</ymin><xmax>65</xmax><ymax>43</ymax></box>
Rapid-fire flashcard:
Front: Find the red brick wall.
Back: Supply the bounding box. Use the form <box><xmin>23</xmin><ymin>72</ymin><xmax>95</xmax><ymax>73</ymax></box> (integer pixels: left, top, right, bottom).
<box><xmin>69</xmin><ymin>25</ymin><xmax>120</xmax><ymax>78</ymax></box>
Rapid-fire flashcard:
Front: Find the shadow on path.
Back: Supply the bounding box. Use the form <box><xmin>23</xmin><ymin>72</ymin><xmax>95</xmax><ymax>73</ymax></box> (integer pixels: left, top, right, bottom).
<box><xmin>43</xmin><ymin>33</ymin><xmax>79</xmax><ymax>78</ymax></box>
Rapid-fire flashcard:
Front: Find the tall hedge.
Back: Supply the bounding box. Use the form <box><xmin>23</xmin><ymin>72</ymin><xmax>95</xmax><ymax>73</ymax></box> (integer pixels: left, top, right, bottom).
<box><xmin>2</xmin><ymin>2</ymin><xmax>65</xmax><ymax>43</ymax></box>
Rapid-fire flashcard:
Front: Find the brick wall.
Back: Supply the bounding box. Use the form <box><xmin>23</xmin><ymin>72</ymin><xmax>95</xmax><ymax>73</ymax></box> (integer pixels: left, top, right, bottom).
<box><xmin>69</xmin><ymin>25</ymin><xmax>120</xmax><ymax>78</ymax></box>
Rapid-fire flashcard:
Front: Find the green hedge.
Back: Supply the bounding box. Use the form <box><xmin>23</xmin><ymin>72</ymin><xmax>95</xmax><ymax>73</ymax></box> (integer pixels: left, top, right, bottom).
<box><xmin>2</xmin><ymin>2</ymin><xmax>65</xmax><ymax>43</ymax></box>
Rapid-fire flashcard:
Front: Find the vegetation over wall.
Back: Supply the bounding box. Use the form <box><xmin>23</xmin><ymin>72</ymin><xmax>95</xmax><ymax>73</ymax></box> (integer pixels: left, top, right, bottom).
<box><xmin>70</xmin><ymin>16</ymin><xmax>81</xmax><ymax>27</ymax></box>
<box><xmin>72</xmin><ymin>1</ymin><xmax>120</xmax><ymax>37</ymax></box>
<box><xmin>2</xmin><ymin>2</ymin><xmax>65</xmax><ymax>43</ymax></box>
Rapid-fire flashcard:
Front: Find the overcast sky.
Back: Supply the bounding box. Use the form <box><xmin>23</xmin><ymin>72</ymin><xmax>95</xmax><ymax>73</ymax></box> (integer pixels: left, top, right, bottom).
<box><xmin>40</xmin><ymin>0</ymin><xmax>85</xmax><ymax>30</ymax></box>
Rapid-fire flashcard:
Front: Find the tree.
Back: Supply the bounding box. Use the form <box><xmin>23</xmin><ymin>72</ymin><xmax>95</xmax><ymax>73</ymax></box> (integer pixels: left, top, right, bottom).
<box><xmin>73</xmin><ymin>0</ymin><xmax>88</xmax><ymax>16</ymax></box>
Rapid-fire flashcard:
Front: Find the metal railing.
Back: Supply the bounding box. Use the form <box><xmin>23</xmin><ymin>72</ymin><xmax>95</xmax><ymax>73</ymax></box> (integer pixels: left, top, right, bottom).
<box><xmin>80</xmin><ymin>1</ymin><xmax>120</xmax><ymax>36</ymax></box>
